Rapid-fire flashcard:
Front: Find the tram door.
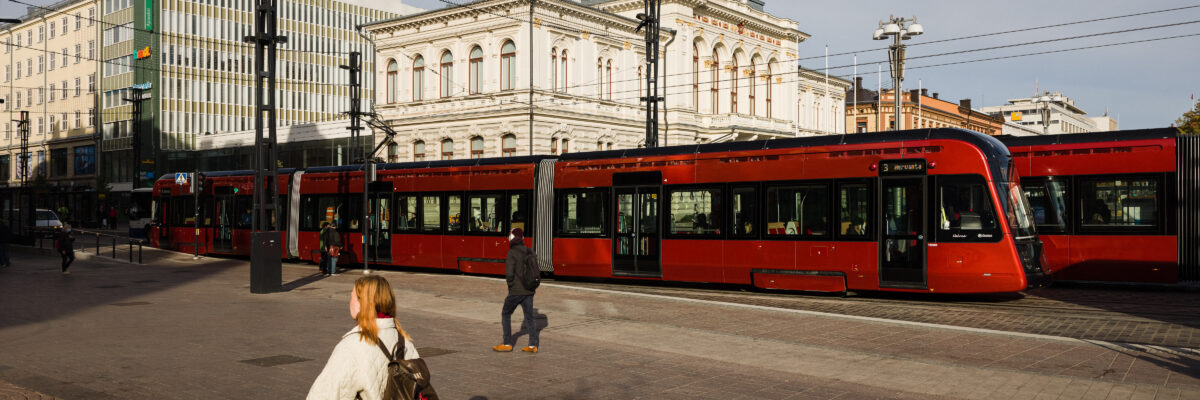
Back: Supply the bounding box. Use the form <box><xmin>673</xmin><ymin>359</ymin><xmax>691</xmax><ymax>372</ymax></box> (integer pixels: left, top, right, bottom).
<box><xmin>613</xmin><ymin>186</ymin><xmax>661</xmax><ymax>277</ymax></box>
<box><xmin>880</xmin><ymin>175</ymin><xmax>927</xmax><ymax>288</ymax></box>
<box><xmin>212</xmin><ymin>191</ymin><xmax>235</xmax><ymax>252</ymax></box>
<box><xmin>367</xmin><ymin>182</ymin><xmax>393</xmax><ymax>263</ymax></box>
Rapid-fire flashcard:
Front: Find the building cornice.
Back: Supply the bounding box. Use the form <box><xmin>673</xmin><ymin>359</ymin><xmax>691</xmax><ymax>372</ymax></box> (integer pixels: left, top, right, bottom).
<box><xmin>365</xmin><ymin>0</ymin><xmax>644</xmax><ymax>38</ymax></box>
<box><xmin>588</xmin><ymin>0</ymin><xmax>807</xmax><ymax>42</ymax></box>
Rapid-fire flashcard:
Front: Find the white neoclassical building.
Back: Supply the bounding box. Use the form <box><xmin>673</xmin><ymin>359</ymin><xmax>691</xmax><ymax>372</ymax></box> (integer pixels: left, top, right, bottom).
<box><xmin>363</xmin><ymin>0</ymin><xmax>833</xmax><ymax>161</ymax></box>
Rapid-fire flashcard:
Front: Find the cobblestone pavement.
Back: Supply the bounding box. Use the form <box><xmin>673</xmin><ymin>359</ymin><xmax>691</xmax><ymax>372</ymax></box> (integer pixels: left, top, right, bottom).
<box><xmin>1</xmin><ymin>246</ymin><xmax>1197</xmax><ymax>399</ymax></box>
<box><xmin>547</xmin><ymin>280</ymin><xmax>1200</xmax><ymax>348</ymax></box>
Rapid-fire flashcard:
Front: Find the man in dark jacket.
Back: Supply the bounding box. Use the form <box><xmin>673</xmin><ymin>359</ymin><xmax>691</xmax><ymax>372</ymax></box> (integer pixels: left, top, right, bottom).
<box><xmin>58</xmin><ymin>224</ymin><xmax>76</xmax><ymax>275</ymax></box>
<box><xmin>493</xmin><ymin>228</ymin><xmax>539</xmax><ymax>353</ymax></box>
<box><xmin>321</xmin><ymin>221</ymin><xmax>342</xmax><ymax>275</ymax></box>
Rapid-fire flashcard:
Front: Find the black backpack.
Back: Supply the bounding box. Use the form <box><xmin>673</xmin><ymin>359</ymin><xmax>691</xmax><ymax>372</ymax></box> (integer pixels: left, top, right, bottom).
<box><xmin>373</xmin><ymin>334</ymin><xmax>439</xmax><ymax>400</ymax></box>
<box><xmin>522</xmin><ymin>249</ymin><xmax>541</xmax><ymax>291</ymax></box>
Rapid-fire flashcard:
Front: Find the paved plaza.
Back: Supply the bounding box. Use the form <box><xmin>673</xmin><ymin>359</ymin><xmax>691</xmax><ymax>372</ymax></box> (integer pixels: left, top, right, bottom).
<box><xmin>1</xmin><ymin>245</ymin><xmax>1198</xmax><ymax>399</ymax></box>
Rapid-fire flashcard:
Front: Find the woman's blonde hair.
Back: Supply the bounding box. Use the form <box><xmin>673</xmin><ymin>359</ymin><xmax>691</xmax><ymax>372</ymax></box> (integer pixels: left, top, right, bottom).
<box><xmin>353</xmin><ymin>275</ymin><xmax>412</xmax><ymax>345</ymax></box>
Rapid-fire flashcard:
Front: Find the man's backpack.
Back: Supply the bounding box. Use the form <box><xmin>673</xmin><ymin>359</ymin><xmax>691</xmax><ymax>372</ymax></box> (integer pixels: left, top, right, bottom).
<box><xmin>523</xmin><ymin>249</ymin><xmax>541</xmax><ymax>291</ymax></box>
<box><xmin>374</xmin><ymin>335</ymin><xmax>439</xmax><ymax>400</ymax></box>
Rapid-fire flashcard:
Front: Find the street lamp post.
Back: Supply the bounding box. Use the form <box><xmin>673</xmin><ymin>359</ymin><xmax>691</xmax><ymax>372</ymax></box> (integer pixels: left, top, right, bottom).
<box><xmin>873</xmin><ymin>16</ymin><xmax>923</xmax><ymax>131</ymax></box>
<box><xmin>1034</xmin><ymin>93</ymin><xmax>1062</xmax><ymax>135</ymax></box>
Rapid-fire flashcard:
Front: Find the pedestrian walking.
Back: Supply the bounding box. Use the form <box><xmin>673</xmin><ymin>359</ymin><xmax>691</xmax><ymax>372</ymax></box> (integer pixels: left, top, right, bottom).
<box><xmin>108</xmin><ymin>208</ymin><xmax>118</xmax><ymax>229</ymax></box>
<box><xmin>0</xmin><ymin>218</ymin><xmax>10</xmax><ymax>268</ymax></box>
<box><xmin>493</xmin><ymin>227</ymin><xmax>541</xmax><ymax>353</ymax></box>
<box><xmin>57</xmin><ymin>224</ymin><xmax>76</xmax><ymax>275</ymax></box>
<box><xmin>308</xmin><ymin>275</ymin><xmax>424</xmax><ymax>400</ymax></box>
<box><xmin>318</xmin><ymin>221</ymin><xmax>330</xmax><ymax>275</ymax></box>
<box><xmin>322</xmin><ymin>221</ymin><xmax>343</xmax><ymax>276</ymax></box>
<box><xmin>100</xmin><ymin>205</ymin><xmax>108</xmax><ymax>229</ymax></box>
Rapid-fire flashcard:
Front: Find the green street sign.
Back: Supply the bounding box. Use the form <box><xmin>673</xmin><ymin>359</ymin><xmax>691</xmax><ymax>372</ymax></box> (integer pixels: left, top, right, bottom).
<box><xmin>145</xmin><ymin>0</ymin><xmax>153</xmax><ymax>30</ymax></box>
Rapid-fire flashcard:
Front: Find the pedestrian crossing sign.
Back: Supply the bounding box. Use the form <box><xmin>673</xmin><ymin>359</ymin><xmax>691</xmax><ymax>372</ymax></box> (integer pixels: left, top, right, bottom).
<box><xmin>175</xmin><ymin>173</ymin><xmax>189</xmax><ymax>185</ymax></box>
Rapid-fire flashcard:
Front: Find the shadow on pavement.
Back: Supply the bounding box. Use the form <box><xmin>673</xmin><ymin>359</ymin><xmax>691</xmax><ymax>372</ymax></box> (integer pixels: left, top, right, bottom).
<box><xmin>281</xmin><ymin>272</ymin><xmax>328</xmax><ymax>292</ymax></box>
<box><xmin>0</xmin><ymin>245</ymin><xmax>242</xmax><ymax>331</ymax></box>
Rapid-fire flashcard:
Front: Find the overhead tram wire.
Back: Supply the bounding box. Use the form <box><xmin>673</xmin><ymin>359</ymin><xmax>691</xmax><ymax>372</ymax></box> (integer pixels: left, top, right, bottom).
<box><xmin>521</xmin><ymin>31</ymin><xmax>1200</xmax><ymax>109</ymax></box>
<box><xmin>9</xmin><ymin>0</ymin><xmax>357</xmax><ymax>56</ymax></box>
<box><xmin>538</xmin><ymin>5</ymin><xmax>1200</xmax><ymax>94</ymax></box>
<box><xmin>540</xmin><ymin>19</ymin><xmax>1200</xmax><ymax>104</ymax></box>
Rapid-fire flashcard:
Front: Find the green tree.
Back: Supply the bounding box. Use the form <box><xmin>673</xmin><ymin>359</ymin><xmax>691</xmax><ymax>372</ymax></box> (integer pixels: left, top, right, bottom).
<box><xmin>1177</xmin><ymin>100</ymin><xmax>1200</xmax><ymax>134</ymax></box>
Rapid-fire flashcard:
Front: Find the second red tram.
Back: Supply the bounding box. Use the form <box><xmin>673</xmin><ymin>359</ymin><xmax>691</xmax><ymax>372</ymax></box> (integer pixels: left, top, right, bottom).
<box><xmin>150</xmin><ymin>128</ymin><xmax>1046</xmax><ymax>294</ymax></box>
<box><xmin>999</xmin><ymin>128</ymin><xmax>1200</xmax><ymax>283</ymax></box>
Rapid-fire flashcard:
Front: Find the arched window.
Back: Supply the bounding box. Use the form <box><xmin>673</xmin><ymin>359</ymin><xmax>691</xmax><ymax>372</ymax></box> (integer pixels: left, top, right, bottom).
<box><xmin>748</xmin><ymin>60</ymin><xmax>756</xmax><ymax>116</ymax></box>
<box><xmin>470</xmin><ymin>136</ymin><xmax>484</xmax><ymax>159</ymax></box>
<box><xmin>710</xmin><ymin>49</ymin><xmax>719</xmax><ymax>114</ymax></box>
<box><xmin>597</xmin><ymin>140</ymin><xmax>603</xmax><ymax>151</ymax></box>
<box><xmin>605</xmin><ymin>60</ymin><xmax>612</xmax><ymax>100</ymax></box>
<box><xmin>561</xmin><ymin>138</ymin><xmax>569</xmax><ymax>154</ymax></box>
<box><xmin>441</xmin><ymin>139</ymin><xmax>454</xmax><ymax>160</ymax></box>
<box><xmin>500</xmin><ymin>41</ymin><xmax>516</xmax><ymax>91</ymax></box>
<box><xmin>469</xmin><ymin>46</ymin><xmax>483</xmax><ymax>94</ymax></box>
<box><xmin>412</xmin><ymin>55</ymin><xmax>425</xmax><ymax>101</ymax></box>
<box><xmin>439</xmin><ymin>51</ymin><xmax>453</xmax><ymax>98</ymax></box>
<box><xmin>551</xmin><ymin>138</ymin><xmax>558</xmax><ymax>154</ymax></box>
<box><xmin>693</xmin><ymin>44</ymin><xmax>699</xmax><ymax>112</ymax></box>
<box><xmin>730</xmin><ymin>56</ymin><xmax>738</xmax><ymax>114</ymax></box>
<box><xmin>560</xmin><ymin>50</ymin><xmax>567</xmax><ymax>93</ymax></box>
<box><xmin>387</xmin><ymin>142</ymin><xmax>399</xmax><ymax>162</ymax></box>
<box><xmin>766</xmin><ymin>63</ymin><xmax>773</xmax><ymax>119</ymax></box>
<box><xmin>413</xmin><ymin>140</ymin><xmax>426</xmax><ymax>161</ymax></box>
<box><xmin>502</xmin><ymin>134</ymin><xmax>516</xmax><ymax>157</ymax></box>
<box><xmin>596</xmin><ymin>58</ymin><xmax>603</xmax><ymax>99</ymax></box>
<box><xmin>386</xmin><ymin>59</ymin><xmax>397</xmax><ymax>104</ymax></box>
<box><xmin>551</xmin><ymin>47</ymin><xmax>558</xmax><ymax>91</ymax></box>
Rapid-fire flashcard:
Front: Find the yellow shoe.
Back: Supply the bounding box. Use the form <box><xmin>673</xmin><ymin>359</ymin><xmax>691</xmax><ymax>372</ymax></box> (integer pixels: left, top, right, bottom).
<box><xmin>521</xmin><ymin>346</ymin><xmax>538</xmax><ymax>353</ymax></box>
<box><xmin>492</xmin><ymin>344</ymin><xmax>513</xmax><ymax>352</ymax></box>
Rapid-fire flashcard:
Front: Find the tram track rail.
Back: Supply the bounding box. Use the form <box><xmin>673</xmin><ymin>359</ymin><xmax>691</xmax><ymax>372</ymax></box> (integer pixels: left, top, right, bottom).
<box><xmin>546</xmin><ymin>279</ymin><xmax>1200</xmax><ymax>348</ymax></box>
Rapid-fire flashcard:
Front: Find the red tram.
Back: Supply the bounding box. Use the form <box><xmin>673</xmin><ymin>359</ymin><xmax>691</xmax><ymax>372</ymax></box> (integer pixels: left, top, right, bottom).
<box><xmin>999</xmin><ymin>128</ymin><xmax>1200</xmax><ymax>283</ymax></box>
<box><xmin>150</xmin><ymin>128</ymin><xmax>1046</xmax><ymax>294</ymax></box>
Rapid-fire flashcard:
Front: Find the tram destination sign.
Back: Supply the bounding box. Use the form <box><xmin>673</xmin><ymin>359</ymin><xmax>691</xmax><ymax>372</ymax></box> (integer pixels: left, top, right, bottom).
<box><xmin>879</xmin><ymin>159</ymin><xmax>927</xmax><ymax>176</ymax></box>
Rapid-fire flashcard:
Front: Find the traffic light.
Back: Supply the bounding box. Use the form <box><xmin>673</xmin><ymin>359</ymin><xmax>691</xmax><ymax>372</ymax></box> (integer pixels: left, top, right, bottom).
<box><xmin>194</xmin><ymin>173</ymin><xmax>206</xmax><ymax>194</ymax></box>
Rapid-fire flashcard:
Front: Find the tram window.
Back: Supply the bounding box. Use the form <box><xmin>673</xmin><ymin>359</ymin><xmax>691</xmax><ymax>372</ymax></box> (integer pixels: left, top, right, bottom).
<box><xmin>232</xmin><ymin>196</ymin><xmax>253</xmax><ymax>229</ymax></box>
<box><xmin>557</xmin><ymin>189</ymin><xmax>607</xmax><ymax>236</ymax></box>
<box><xmin>936</xmin><ymin>175</ymin><xmax>1000</xmax><ymax>242</ymax></box>
<box><xmin>420</xmin><ymin>195</ymin><xmax>441</xmax><ymax>233</ymax></box>
<box><xmin>395</xmin><ymin>195</ymin><xmax>418</xmax><ymax>233</ymax></box>
<box><xmin>167</xmin><ymin>197</ymin><xmax>195</xmax><ymax>226</ymax></box>
<box><xmin>509</xmin><ymin>192</ymin><xmax>531</xmax><ymax>236</ymax></box>
<box><xmin>729</xmin><ymin>186</ymin><xmax>758</xmax><ymax>238</ymax></box>
<box><xmin>1077</xmin><ymin>176</ymin><xmax>1159</xmax><ymax>232</ymax></box>
<box><xmin>667</xmin><ymin>187</ymin><xmax>722</xmax><ymax>236</ymax></box>
<box><xmin>469</xmin><ymin>194</ymin><xmax>504</xmax><ymax>234</ymax></box>
<box><xmin>837</xmin><ymin>182</ymin><xmax>871</xmax><ymax>240</ymax></box>
<box><xmin>765</xmin><ymin>184</ymin><xmax>830</xmax><ymax>238</ymax></box>
<box><xmin>446</xmin><ymin>195</ymin><xmax>464</xmax><ymax>234</ymax></box>
<box><xmin>302</xmin><ymin>195</ymin><xmax>341</xmax><ymax>231</ymax></box>
<box><xmin>1021</xmin><ymin>178</ymin><xmax>1068</xmax><ymax>234</ymax></box>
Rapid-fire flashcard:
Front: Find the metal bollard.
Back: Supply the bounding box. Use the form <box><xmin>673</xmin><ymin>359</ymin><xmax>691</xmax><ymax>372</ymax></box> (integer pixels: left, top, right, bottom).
<box><xmin>112</xmin><ymin>236</ymin><xmax>116</xmax><ymax>258</ymax></box>
<box><xmin>95</xmin><ymin>232</ymin><xmax>100</xmax><ymax>254</ymax></box>
<box><xmin>128</xmin><ymin>240</ymin><xmax>133</xmax><ymax>262</ymax></box>
<box><xmin>138</xmin><ymin>242</ymin><xmax>143</xmax><ymax>264</ymax></box>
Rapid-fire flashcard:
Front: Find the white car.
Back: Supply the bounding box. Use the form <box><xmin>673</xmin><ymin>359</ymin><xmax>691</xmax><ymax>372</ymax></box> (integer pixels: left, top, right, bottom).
<box><xmin>33</xmin><ymin>209</ymin><xmax>63</xmax><ymax>234</ymax></box>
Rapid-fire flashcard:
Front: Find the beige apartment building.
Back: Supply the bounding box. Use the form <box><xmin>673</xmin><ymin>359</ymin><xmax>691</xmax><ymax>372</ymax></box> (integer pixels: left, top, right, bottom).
<box><xmin>1</xmin><ymin>0</ymin><xmax>100</xmax><ymax>223</ymax></box>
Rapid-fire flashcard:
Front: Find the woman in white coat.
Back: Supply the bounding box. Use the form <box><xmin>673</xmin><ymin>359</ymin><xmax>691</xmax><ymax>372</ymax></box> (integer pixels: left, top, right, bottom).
<box><xmin>308</xmin><ymin>275</ymin><xmax>420</xmax><ymax>400</ymax></box>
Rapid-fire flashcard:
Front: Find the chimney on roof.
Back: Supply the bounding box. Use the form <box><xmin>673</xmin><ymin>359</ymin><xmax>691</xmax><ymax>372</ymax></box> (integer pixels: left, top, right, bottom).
<box><xmin>910</xmin><ymin>89</ymin><xmax>920</xmax><ymax>103</ymax></box>
<box><xmin>932</xmin><ymin>92</ymin><xmax>939</xmax><ymax>99</ymax></box>
<box><xmin>921</xmin><ymin>88</ymin><xmax>928</xmax><ymax>97</ymax></box>
<box><xmin>855</xmin><ymin>77</ymin><xmax>863</xmax><ymax>91</ymax></box>
<box><xmin>959</xmin><ymin>99</ymin><xmax>972</xmax><ymax>110</ymax></box>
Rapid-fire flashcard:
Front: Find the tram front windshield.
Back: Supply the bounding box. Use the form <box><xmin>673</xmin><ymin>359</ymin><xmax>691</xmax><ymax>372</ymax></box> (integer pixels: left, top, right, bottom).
<box><xmin>1005</xmin><ymin>181</ymin><xmax>1037</xmax><ymax>240</ymax></box>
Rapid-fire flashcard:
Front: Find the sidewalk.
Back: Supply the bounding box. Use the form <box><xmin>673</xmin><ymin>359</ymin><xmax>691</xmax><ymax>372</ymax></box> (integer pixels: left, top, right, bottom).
<box><xmin>0</xmin><ymin>246</ymin><xmax>1197</xmax><ymax>399</ymax></box>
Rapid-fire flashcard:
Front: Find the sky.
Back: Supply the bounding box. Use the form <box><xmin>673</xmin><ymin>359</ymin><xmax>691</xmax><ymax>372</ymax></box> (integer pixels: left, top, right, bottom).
<box><xmin>3</xmin><ymin>0</ymin><xmax>1196</xmax><ymax>129</ymax></box>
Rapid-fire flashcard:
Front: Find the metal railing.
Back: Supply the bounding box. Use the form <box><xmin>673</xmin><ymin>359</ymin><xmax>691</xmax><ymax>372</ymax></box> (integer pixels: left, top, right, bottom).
<box><xmin>36</xmin><ymin>229</ymin><xmax>144</xmax><ymax>264</ymax></box>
